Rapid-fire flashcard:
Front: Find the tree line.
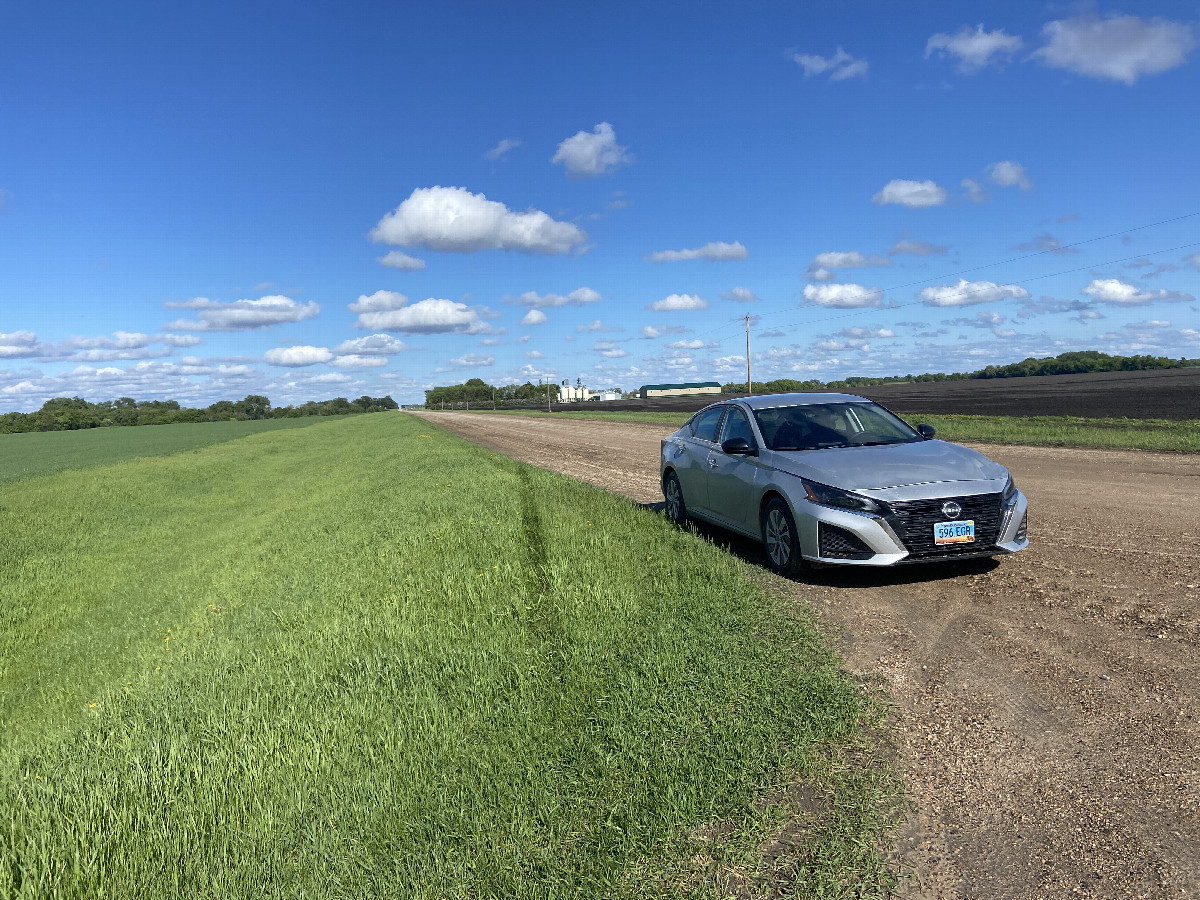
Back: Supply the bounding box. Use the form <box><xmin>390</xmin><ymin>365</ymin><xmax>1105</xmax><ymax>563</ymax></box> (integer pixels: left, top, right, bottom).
<box><xmin>722</xmin><ymin>351</ymin><xmax>1196</xmax><ymax>394</ymax></box>
<box><xmin>423</xmin><ymin>378</ymin><xmax>619</xmax><ymax>407</ymax></box>
<box><xmin>0</xmin><ymin>394</ymin><xmax>398</xmax><ymax>433</ymax></box>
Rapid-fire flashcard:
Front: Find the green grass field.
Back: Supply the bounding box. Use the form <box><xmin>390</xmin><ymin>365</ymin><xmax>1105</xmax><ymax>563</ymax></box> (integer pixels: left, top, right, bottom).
<box><xmin>0</xmin><ymin>414</ymin><xmax>900</xmax><ymax>899</ymax></box>
<box><xmin>446</xmin><ymin>407</ymin><xmax>1200</xmax><ymax>453</ymax></box>
<box><xmin>0</xmin><ymin>417</ymin><xmax>326</xmax><ymax>483</ymax></box>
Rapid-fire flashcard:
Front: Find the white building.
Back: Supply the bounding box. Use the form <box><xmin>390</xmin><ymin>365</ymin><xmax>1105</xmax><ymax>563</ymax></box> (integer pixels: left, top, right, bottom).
<box><xmin>639</xmin><ymin>381</ymin><xmax>721</xmax><ymax>398</ymax></box>
<box><xmin>558</xmin><ymin>380</ymin><xmax>592</xmax><ymax>402</ymax></box>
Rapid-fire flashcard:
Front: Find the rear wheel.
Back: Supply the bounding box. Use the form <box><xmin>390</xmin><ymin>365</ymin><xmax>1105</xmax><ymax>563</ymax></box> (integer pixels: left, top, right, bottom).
<box><xmin>663</xmin><ymin>471</ymin><xmax>688</xmax><ymax>525</ymax></box>
<box><xmin>762</xmin><ymin>497</ymin><xmax>804</xmax><ymax>577</ymax></box>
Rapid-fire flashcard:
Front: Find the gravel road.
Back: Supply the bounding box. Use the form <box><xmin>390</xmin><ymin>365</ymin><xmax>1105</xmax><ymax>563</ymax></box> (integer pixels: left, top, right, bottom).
<box><xmin>411</xmin><ymin>411</ymin><xmax>1200</xmax><ymax>899</ymax></box>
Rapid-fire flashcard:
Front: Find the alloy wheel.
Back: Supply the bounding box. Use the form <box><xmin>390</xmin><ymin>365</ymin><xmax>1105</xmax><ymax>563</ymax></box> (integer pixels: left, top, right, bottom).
<box><xmin>765</xmin><ymin>507</ymin><xmax>792</xmax><ymax>568</ymax></box>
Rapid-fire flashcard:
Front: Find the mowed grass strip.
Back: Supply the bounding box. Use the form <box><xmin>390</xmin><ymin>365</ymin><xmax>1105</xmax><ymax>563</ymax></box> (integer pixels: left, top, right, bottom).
<box><xmin>0</xmin><ymin>413</ymin><xmax>899</xmax><ymax>899</ymax></box>
<box><xmin>915</xmin><ymin>413</ymin><xmax>1200</xmax><ymax>453</ymax></box>
<box><xmin>0</xmin><ymin>417</ymin><xmax>327</xmax><ymax>483</ymax></box>
<box><xmin>443</xmin><ymin>408</ymin><xmax>1200</xmax><ymax>453</ymax></box>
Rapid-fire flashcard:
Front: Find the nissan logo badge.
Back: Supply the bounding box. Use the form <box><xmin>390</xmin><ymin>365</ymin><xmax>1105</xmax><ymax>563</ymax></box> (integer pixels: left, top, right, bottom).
<box><xmin>941</xmin><ymin>501</ymin><xmax>962</xmax><ymax>519</ymax></box>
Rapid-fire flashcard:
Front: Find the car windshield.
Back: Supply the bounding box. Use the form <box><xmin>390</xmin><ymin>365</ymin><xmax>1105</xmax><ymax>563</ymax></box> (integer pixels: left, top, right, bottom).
<box><xmin>753</xmin><ymin>401</ymin><xmax>921</xmax><ymax>451</ymax></box>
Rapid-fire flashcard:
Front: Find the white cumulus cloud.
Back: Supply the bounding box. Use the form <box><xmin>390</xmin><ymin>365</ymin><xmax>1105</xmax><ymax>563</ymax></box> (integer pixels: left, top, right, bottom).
<box><xmin>920</xmin><ymin>279</ymin><xmax>1030</xmax><ymax>307</ymax></box>
<box><xmin>807</xmin><ymin>250</ymin><xmax>890</xmax><ymax>280</ymax></box>
<box><xmin>378</xmin><ymin>250</ymin><xmax>426</xmax><ymax>271</ymax></box>
<box><xmin>551</xmin><ymin>122</ymin><xmax>631</xmax><ymax>179</ymax></box>
<box><xmin>839</xmin><ymin>326</ymin><xmax>895</xmax><ymax>339</ymax></box>
<box><xmin>925</xmin><ymin>25</ymin><xmax>1023</xmax><ymax>72</ymax></box>
<box><xmin>720</xmin><ymin>286</ymin><xmax>759</xmax><ymax>303</ymax></box>
<box><xmin>355</xmin><ymin>297</ymin><xmax>494</xmax><ymax>334</ymax></box>
<box><xmin>1081</xmin><ymin>279</ymin><xmax>1194</xmax><ymax>305</ymax></box>
<box><xmin>647</xmin><ymin>241</ymin><xmax>749</xmax><ymax>263</ymax></box>
<box><xmin>511</xmin><ymin>287</ymin><xmax>602</xmax><ymax>308</ymax></box>
<box><xmin>521</xmin><ymin>309</ymin><xmax>548</xmax><ymax>326</ymax></box>
<box><xmin>0</xmin><ymin>330</ymin><xmax>40</xmax><ymax>358</ymax></box>
<box><xmin>1033</xmin><ymin>14</ymin><xmax>1195</xmax><ymax>84</ymax></box>
<box><xmin>164</xmin><ymin>295</ymin><xmax>319</xmax><ymax>331</ymax></box>
<box><xmin>449</xmin><ymin>353</ymin><xmax>494</xmax><ymax>367</ymax></box>
<box><xmin>987</xmin><ymin>160</ymin><xmax>1032</xmax><ymax>192</ymax></box>
<box><xmin>264</xmin><ymin>346</ymin><xmax>334</xmax><ymax>367</ymax></box>
<box><xmin>872</xmin><ymin>179</ymin><xmax>948</xmax><ymax>208</ymax></box>
<box><xmin>648</xmin><ymin>293</ymin><xmax>709</xmax><ymax>311</ymax></box>
<box><xmin>802</xmin><ymin>283</ymin><xmax>883</xmax><ymax>308</ymax></box>
<box><xmin>332</xmin><ymin>355</ymin><xmax>389</xmax><ymax>368</ymax></box>
<box><xmin>349</xmin><ymin>290</ymin><xmax>407</xmax><ymax>314</ymax></box>
<box><xmin>789</xmin><ymin>47</ymin><xmax>869</xmax><ymax>80</ymax></box>
<box><xmin>593</xmin><ymin>341</ymin><xmax>629</xmax><ymax>358</ymax></box>
<box><xmin>962</xmin><ymin>178</ymin><xmax>988</xmax><ymax>204</ymax></box>
<box><xmin>333</xmin><ymin>334</ymin><xmax>408</xmax><ymax>355</ymax></box>
<box><xmin>371</xmin><ymin>186</ymin><xmax>587</xmax><ymax>255</ymax></box>
<box><xmin>484</xmin><ymin>138</ymin><xmax>521</xmax><ymax>160</ymax></box>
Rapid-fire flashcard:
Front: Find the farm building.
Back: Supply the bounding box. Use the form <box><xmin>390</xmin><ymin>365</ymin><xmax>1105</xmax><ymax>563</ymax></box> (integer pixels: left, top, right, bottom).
<box><xmin>638</xmin><ymin>381</ymin><xmax>721</xmax><ymax>399</ymax></box>
<box><xmin>558</xmin><ymin>380</ymin><xmax>592</xmax><ymax>402</ymax></box>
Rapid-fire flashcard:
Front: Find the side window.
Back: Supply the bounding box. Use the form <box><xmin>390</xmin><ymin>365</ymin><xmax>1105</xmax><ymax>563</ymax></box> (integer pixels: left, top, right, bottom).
<box><xmin>720</xmin><ymin>408</ymin><xmax>756</xmax><ymax>447</ymax></box>
<box><xmin>692</xmin><ymin>406</ymin><xmax>725</xmax><ymax>442</ymax></box>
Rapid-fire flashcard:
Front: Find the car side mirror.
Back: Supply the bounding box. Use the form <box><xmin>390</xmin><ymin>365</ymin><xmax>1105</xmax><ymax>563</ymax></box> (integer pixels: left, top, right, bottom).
<box><xmin>917</xmin><ymin>424</ymin><xmax>936</xmax><ymax>439</ymax></box>
<box><xmin>721</xmin><ymin>437</ymin><xmax>757</xmax><ymax>456</ymax></box>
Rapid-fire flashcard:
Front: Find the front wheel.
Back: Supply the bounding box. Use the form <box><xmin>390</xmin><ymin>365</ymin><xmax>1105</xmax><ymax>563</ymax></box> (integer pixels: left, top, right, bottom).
<box><xmin>762</xmin><ymin>498</ymin><xmax>804</xmax><ymax>577</ymax></box>
<box><xmin>663</xmin><ymin>471</ymin><xmax>688</xmax><ymax>526</ymax></box>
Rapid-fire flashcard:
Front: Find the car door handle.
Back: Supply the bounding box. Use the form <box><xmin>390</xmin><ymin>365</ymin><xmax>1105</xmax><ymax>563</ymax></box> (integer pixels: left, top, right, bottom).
<box><xmin>707</xmin><ymin>455</ymin><xmax>719</xmax><ymax>467</ymax></box>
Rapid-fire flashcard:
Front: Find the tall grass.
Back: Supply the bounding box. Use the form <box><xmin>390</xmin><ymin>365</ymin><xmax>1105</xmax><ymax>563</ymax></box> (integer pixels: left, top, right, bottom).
<box><xmin>1</xmin><ymin>414</ymin><xmax>899</xmax><ymax>898</ymax></box>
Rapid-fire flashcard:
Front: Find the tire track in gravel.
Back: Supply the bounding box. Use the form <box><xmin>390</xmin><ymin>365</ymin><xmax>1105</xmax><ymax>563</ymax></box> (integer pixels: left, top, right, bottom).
<box><xmin>411</xmin><ymin>410</ymin><xmax>1200</xmax><ymax>899</ymax></box>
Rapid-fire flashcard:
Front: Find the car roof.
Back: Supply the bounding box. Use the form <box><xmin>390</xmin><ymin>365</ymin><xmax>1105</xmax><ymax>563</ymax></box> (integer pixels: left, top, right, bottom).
<box><xmin>724</xmin><ymin>392</ymin><xmax>871</xmax><ymax>411</ymax></box>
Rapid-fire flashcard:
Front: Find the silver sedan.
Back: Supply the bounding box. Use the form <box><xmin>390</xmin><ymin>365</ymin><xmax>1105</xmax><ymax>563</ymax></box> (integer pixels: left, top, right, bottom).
<box><xmin>660</xmin><ymin>393</ymin><xmax>1029</xmax><ymax>574</ymax></box>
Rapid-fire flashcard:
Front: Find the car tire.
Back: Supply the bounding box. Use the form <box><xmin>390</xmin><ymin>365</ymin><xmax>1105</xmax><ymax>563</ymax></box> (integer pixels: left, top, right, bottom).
<box><xmin>663</xmin><ymin>471</ymin><xmax>688</xmax><ymax>526</ymax></box>
<box><xmin>762</xmin><ymin>497</ymin><xmax>804</xmax><ymax>577</ymax></box>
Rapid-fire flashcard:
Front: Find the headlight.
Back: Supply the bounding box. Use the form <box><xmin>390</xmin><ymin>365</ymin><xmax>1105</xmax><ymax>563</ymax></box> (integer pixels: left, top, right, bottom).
<box><xmin>802</xmin><ymin>479</ymin><xmax>885</xmax><ymax>515</ymax></box>
<box><xmin>1002</xmin><ymin>475</ymin><xmax>1018</xmax><ymax>505</ymax></box>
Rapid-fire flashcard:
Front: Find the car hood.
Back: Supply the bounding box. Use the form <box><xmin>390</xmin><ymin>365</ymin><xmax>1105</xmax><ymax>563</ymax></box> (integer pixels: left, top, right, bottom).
<box><xmin>768</xmin><ymin>439</ymin><xmax>1008</xmax><ymax>500</ymax></box>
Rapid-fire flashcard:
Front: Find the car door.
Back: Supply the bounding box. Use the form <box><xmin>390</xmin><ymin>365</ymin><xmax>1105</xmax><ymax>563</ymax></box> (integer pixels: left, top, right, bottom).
<box><xmin>704</xmin><ymin>406</ymin><xmax>765</xmax><ymax>535</ymax></box>
<box><xmin>673</xmin><ymin>405</ymin><xmax>725</xmax><ymax>515</ymax></box>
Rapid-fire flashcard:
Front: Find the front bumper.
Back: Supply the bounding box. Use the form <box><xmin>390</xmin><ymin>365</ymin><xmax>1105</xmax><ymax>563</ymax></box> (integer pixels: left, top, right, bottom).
<box><xmin>797</xmin><ymin>489</ymin><xmax>1029</xmax><ymax>566</ymax></box>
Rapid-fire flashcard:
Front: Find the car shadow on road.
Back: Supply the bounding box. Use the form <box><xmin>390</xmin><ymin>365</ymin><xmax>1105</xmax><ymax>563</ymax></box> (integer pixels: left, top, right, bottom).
<box><xmin>641</xmin><ymin>500</ymin><xmax>1000</xmax><ymax>588</ymax></box>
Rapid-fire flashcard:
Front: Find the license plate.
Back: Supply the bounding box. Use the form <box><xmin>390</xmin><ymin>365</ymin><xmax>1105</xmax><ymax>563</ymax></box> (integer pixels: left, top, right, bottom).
<box><xmin>934</xmin><ymin>520</ymin><xmax>975</xmax><ymax>545</ymax></box>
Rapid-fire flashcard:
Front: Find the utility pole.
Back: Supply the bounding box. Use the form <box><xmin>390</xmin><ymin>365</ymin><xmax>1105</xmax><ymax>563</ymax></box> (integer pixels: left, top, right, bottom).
<box><xmin>744</xmin><ymin>314</ymin><xmax>753</xmax><ymax>396</ymax></box>
<box><xmin>546</xmin><ymin>382</ymin><xmax>551</xmax><ymax>413</ymax></box>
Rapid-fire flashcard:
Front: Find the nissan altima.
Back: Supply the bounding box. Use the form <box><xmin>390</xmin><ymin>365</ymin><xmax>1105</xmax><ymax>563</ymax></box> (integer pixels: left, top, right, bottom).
<box><xmin>660</xmin><ymin>393</ymin><xmax>1029</xmax><ymax>575</ymax></box>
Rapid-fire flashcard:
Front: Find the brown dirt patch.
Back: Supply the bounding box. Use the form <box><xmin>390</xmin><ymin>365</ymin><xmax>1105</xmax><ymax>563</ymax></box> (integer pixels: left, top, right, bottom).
<box><xmin>411</xmin><ymin>411</ymin><xmax>1200</xmax><ymax>899</ymax></box>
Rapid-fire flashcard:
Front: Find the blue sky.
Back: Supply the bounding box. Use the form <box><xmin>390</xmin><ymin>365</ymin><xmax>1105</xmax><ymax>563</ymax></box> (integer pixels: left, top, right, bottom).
<box><xmin>2</xmin><ymin>0</ymin><xmax>1198</xmax><ymax>410</ymax></box>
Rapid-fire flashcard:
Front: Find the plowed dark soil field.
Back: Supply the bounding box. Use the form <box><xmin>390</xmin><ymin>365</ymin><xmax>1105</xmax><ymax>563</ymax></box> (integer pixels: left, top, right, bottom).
<box><xmin>853</xmin><ymin>367</ymin><xmax>1200</xmax><ymax>420</ymax></box>
<box><xmin>413</xmin><ymin>409</ymin><xmax>1200</xmax><ymax>900</ymax></box>
<box><xmin>489</xmin><ymin>368</ymin><xmax>1200</xmax><ymax>420</ymax></box>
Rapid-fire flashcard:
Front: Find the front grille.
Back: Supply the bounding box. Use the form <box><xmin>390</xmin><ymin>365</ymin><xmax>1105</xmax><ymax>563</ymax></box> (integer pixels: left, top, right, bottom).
<box><xmin>886</xmin><ymin>493</ymin><xmax>1004</xmax><ymax>559</ymax></box>
<box><xmin>818</xmin><ymin>522</ymin><xmax>874</xmax><ymax>560</ymax></box>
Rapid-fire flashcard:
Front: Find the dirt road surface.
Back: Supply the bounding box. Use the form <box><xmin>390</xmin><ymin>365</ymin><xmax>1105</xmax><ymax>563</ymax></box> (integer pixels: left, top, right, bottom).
<box><xmin>411</xmin><ymin>411</ymin><xmax>1200</xmax><ymax>899</ymax></box>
